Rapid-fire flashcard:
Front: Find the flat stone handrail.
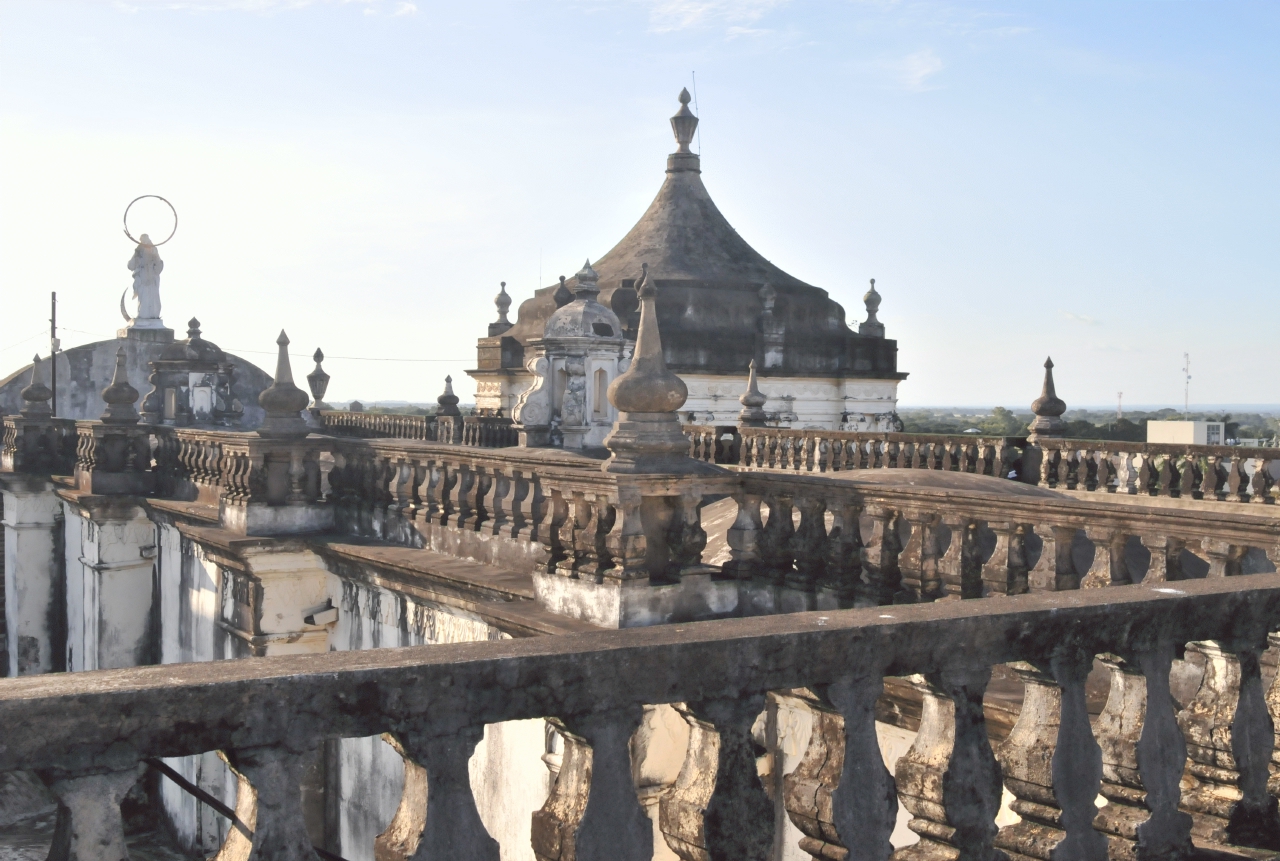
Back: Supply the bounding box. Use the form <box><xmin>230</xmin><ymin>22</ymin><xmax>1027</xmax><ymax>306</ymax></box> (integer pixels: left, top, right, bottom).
<box><xmin>0</xmin><ymin>574</ymin><xmax>1274</xmax><ymax>770</ymax></box>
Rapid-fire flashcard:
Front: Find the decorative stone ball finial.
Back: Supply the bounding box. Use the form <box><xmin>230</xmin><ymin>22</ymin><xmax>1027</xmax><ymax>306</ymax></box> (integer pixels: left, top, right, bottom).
<box><xmin>256</xmin><ymin>330</ymin><xmax>311</xmax><ymax>438</ymax></box>
<box><xmin>437</xmin><ymin>375</ymin><xmax>462</xmax><ymax>417</ymax></box>
<box><xmin>670</xmin><ymin>87</ymin><xmax>699</xmax><ymax>155</ymax></box>
<box><xmin>187</xmin><ymin>318</ymin><xmax>202</xmax><ymax>340</ymax></box>
<box><xmin>307</xmin><ymin>348</ymin><xmax>331</xmax><ymax>409</ymax></box>
<box><xmin>553</xmin><ymin>275</ymin><xmax>573</xmax><ymax>309</ymax></box>
<box><xmin>859</xmin><ymin>278</ymin><xmax>885</xmax><ymax>338</ymax></box>
<box><xmin>100</xmin><ymin>347</ymin><xmax>141</xmax><ymax>424</ymax></box>
<box><xmin>1027</xmin><ymin>356</ymin><xmax>1068</xmax><ymax>440</ymax></box>
<box><xmin>495</xmin><ymin>282</ymin><xmax>511</xmax><ymax>323</ymax></box>
<box><xmin>19</xmin><ymin>353</ymin><xmax>53</xmax><ymax>417</ymax></box>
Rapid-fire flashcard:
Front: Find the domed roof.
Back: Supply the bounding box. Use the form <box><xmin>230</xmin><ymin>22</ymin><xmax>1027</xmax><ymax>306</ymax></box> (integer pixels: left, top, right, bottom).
<box><xmin>480</xmin><ymin>90</ymin><xmax>904</xmax><ymax>382</ymax></box>
<box><xmin>542</xmin><ymin>261</ymin><xmax>624</xmax><ymax>341</ymax></box>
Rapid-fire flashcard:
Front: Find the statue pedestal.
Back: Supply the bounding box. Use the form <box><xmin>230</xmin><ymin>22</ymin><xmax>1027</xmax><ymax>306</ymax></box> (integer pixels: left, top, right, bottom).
<box><xmin>117</xmin><ymin>324</ymin><xmax>174</xmax><ymax>344</ymax></box>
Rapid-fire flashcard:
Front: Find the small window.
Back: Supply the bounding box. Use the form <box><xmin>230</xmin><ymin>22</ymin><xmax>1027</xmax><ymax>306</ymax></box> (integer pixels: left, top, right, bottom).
<box><xmin>593</xmin><ymin>369</ymin><xmax>609</xmax><ymax>419</ymax></box>
<box><xmin>592</xmin><ymin>323</ymin><xmax>614</xmax><ymax>337</ymax></box>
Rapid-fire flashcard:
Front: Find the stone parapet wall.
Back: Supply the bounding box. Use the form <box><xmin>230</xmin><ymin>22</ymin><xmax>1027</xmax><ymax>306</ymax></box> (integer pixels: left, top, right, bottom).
<box><xmin>3</xmin><ymin>576</ymin><xmax>1280</xmax><ymax>859</ymax></box>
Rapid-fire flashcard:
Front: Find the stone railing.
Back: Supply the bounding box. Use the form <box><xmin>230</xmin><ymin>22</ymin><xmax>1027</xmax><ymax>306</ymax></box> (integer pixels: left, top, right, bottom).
<box><xmin>4</xmin><ymin>575</ymin><xmax>1280</xmax><ymax>860</ymax></box>
<box><xmin>727</xmin><ymin>470</ymin><xmax>1280</xmax><ymax>606</ymax></box>
<box><xmin>727</xmin><ymin>427</ymin><xmax>1280</xmax><ymax>504</ymax></box>
<box><xmin>462</xmin><ymin>413</ymin><xmax>518</xmax><ymax>448</ymax></box>
<box><xmin>0</xmin><ymin>416</ymin><xmax>76</xmax><ymax>475</ymax></box>
<box><xmin>318</xmin><ymin>410</ymin><xmax>438</xmax><ymax>441</ymax></box>
<box><xmin>327</xmin><ymin>437</ymin><xmax>731</xmax><ymax>587</ymax></box>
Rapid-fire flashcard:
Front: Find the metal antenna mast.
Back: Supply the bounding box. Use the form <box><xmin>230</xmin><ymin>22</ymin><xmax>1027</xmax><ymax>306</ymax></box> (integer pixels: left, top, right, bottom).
<box><xmin>49</xmin><ymin>292</ymin><xmax>59</xmax><ymax>417</ymax></box>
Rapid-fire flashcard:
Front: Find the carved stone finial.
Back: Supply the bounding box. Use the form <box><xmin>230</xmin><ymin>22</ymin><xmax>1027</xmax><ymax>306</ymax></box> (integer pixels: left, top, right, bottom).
<box><xmin>859</xmin><ymin>278</ymin><xmax>885</xmax><ymax>338</ymax></box>
<box><xmin>671</xmin><ymin>87</ymin><xmax>699</xmax><ymax>155</ymax></box>
<box><xmin>19</xmin><ymin>353</ymin><xmax>53</xmax><ymax>417</ymax></box>
<box><xmin>603</xmin><ymin>264</ymin><xmax>697</xmax><ymax>473</ymax></box>
<box><xmin>573</xmin><ymin>260</ymin><xmax>600</xmax><ymax>299</ymax></box>
<box><xmin>553</xmin><ymin>275</ymin><xmax>573</xmax><ymax>308</ymax></box>
<box><xmin>437</xmin><ymin>375</ymin><xmax>461</xmax><ymax>417</ymax></box>
<box><xmin>307</xmin><ymin>348</ymin><xmax>330</xmax><ymax>409</ymax></box>
<box><xmin>256</xmin><ymin>330</ymin><xmax>311</xmax><ymax>438</ymax></box>
<box><xmin>490</xmin><ymin>282</ymin><xmax>513</xmax><ymax>336</ymax></box>
<box><xmin>738</xmin><ymin>360</ymin><xmax>768</xmax><ymax>427</ymax></box>
<box><xmin>187</xmin><ymin>318</ymin><xmax>202</xmax><ymax>340</ymax></box>
<box><xmin>100</xmin><ymin>348</ymin><xmax>141</xmax><ymax>424</ymax></box>
<box><xmin>1028</xmin><ymin>356</ymin><xmax>1068</xmax><ymax>440</ymax></box>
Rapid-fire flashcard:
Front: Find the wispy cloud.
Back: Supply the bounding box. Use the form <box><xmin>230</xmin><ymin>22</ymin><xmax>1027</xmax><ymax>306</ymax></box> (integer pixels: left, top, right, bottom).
<box><xmin>1059</xmin><ymin>310</ymin><xmax>1102</xmax><ymax>326</ymax></box>
<box><xmin>893</xmin><ymin>48</ymin><xmax>944</xmax><ymax>91</ymax></box>
<box><xmin>644</xmin><ymin>0</ymin><xmax>789</xmax><ymax>34</ymax></box>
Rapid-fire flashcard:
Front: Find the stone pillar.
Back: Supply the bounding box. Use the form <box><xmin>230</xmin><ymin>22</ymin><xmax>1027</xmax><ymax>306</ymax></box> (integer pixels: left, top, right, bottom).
<box><xmin>222</xmin><ymin>548</ymin><xmax>332</xmax><ymax>658</ymax></box>
<box><xmin>1</xmin><ymin>477</ymin><xmax>64</xmax><ymax>675</ymax></box>
<box><xmin>63</xmin><ymin>498</ymin><xmax>157</xmax><ymax>671</ymax></box>
<box><xmin>44</xmin><ymin>765</ymin><xmax>144</xmax><ymax>861</ymax></box>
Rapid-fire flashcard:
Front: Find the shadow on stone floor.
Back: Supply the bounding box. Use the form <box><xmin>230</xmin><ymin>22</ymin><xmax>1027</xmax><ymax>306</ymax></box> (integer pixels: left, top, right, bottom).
<box><xmin>0</xmin><ymin>811</ymin><xmax>193</xmax><ymax>861</ymax></box>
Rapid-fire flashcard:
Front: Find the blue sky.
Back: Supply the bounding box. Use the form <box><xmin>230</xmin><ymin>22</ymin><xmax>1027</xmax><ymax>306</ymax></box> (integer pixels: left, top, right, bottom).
<box><xmin>1</xmin><ymin>1</ymin><xmax>1277</xmax><ymax>408</ymax></box>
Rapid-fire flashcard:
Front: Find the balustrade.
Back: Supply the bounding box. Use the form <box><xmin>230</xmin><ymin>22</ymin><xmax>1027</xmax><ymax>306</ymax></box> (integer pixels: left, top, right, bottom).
<box><xmin>5</xmin><ymin>577</ymin><xmax>1280</xmax><ymax>860</ymax></box>
<box><xmin>1</xmin><ymin>415</ymin><xmax>76</xmax><ymax>474</ymax></box>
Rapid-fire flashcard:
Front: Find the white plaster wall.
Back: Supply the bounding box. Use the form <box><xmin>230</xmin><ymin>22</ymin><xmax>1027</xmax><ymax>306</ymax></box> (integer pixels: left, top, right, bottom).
<box><xmin>63</xmin><ymin>511</ymin><xmax>92</xmax><ymax>673</ymax></box>
<box><xmin>474</xmin><ymin>369</ymin><xmax>899</xmax><ymax>431</ymax></box>
<box><xmin>1</xmin><ymin>486</ymin><xmax>62</xmax><ymax>676</ymax></box>
<box><xmin>157</xmin><ymin>525</ymin><xmax>235</xmax><ymax>855</ymax></box>
<box><xmin>330</xmin><ymin>577</ymin><xmax>548</xmax><ymax>861</ymax></box>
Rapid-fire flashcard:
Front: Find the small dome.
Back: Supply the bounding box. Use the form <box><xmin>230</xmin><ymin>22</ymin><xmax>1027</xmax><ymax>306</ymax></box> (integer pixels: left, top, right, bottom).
<box><xmin>159</xmin><ymin>318</ymin><xmax>227</xmax><ymax>363</ymax></box>
<box><xmin>543</xmin><ymin>289</ymin><xmax>624</xmax><ymax>340</ymax></box>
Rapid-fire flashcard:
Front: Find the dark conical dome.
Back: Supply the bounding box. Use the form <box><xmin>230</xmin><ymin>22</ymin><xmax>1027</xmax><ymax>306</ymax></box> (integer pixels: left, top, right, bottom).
<box><xmin>487</xmin><ymin>91</ymin><xmax>902</xmax><ymax>381</ymax></box>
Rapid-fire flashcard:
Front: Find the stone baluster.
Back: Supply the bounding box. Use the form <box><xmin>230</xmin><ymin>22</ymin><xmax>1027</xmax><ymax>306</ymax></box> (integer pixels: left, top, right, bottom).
<box><xmin>482</xmin><ymin>467</ymin><xmax>511</xmax><ymax>536</ymax></box>
<box><xmin>1201</xmin><ymin>538</ymin><xmax>1245</xmax><ymax>578</ymax></box>
<box><xmin>757</xmin><ymin>491</ymin><xmax>796</xmax><ymax>586</ymax></box>
<box><xmin>1139</xmin><ymin>535</ymin><xmax>1185</xmax><ymax>583</ymax></box>
<box><xmin>1074</xmin><ymin>449</ymin><xmax>1093</xmax><ymax>491</ymax></box>
<box><xmin>1178</xmin><ymin>456</ymin><xmax>1201</xmax><ymax>499</ymax></box>
<box><xmin>660</xmin><ymin>696</ymin><xmax>773</xmax><ymax>861</ymax></box>
<box><xmin>43</xmin><ymin>766</ymin><xmax>144</xmax><ymax>861</ymax></box>
<box><xmin>1136</xmin><ymin>455</ymin><xmax>1157</xmax><ymax>496</ymax></box>
<box><xmin>416</xmin><ymin>459</ymin><xmax>442</xmax><ymax>524</ymax></box>
<box><xmin>502</xmin><ymin>469</ymin><xmax>532</xmax><ymax>540</ymax></box>
<box><xmin>994</xmin><ymin>651</ymin><xmax>1107</xmax><ymax>861</ymax></box>
<box><xmin>1201</xmin><ymin>454</ymin><xmax>1226</xmax><ymax>500</ymax></box>
<box><xmin>783</xmin><ymin>670</ymin><xmax>897</xmax><ymax>861</ymax></box>
<box><xmin>815</xmin><ymin>500</ymin><xmax>862</xmax><ymax>607</ymax></box>
<box><xmin>894</xmin><ymin>667</ymin><xmax>1004</xmax><ymax>861</ymax></box>
<box><xmin>1251</xmin><ymin>458</ymin><xmax>1274</xmax><ymax>504</ymax></box>
<box><xmin>666</xmin><ymin>490</ymin><xmax>709</xmax><ymax>580</ymax></box>
<box><xmin>215</xmin><ymin>743</ymin><xmax>322</xmax><ymax>861</ymax></box>
<box><xmin>1177</xmin><ymin>639</ymin><xmax>1280</xmax><ymax>849</ymax></box>
<box><xmin>378</xmin><ymin>724</ymin><xmax>500</xmax><ymax>861</ymax></box>
<box><xmin>722</xmin><ymin>491</ymin><xmax>763</xmax><ymax>581</ymax></box>
<box><xmin>1227</xmin><ymin>456</ymin><xmax>1251</xmax><ymax>503</ymax></box>
<box><xmin>387</xmin><ymin>457</ymin><xmax>415</xmax><ymax>536</ymax></box>
<box><xmin>937</xmin><ymin>515</ymin><xmax>981</xmax><ymax>600</ymax></box>
<box><xmin>539</xmin><ymin>489</ymin><xmax>570</xmax><ymax>574</ymax></box>
<box><xmin>447</xmin><ymin>463</ymin><xmax>475</xmax><ymax>528</ymax></box>
<box><xmin>604</xmin><ymin>486</ymin><xmax>647</xmax><ymax>581</ymax></box>
<box><xmin>1080</xmin><ymin>526</ymin><xmax>1128</xmax><ymax>588</ymax></box>
<box><xmin>897</xmin><ymin>510</ymin><xmax>941</xmax><ymax>603</ymax></box>
<box><xmin>1113</xmin><ymin>451</ymin><xmax>1137</xmax><ymax>495</ymax></box>
<box><xmin>858</xmin><ymin>506</ymin><xmax>901</xmax><ymax>606</ymax></box>
<box><xmin>532</xmin><ymin>708</ymin><xmax>653</xmax><ymax>861</ymax></box>
<box><xmin>471</xmin><ymin>467</ymin><xmax>493</xmax><ymax>529</ymax></box>
<box><xmin>981</xmin><ymin>521</ymin><xmax>1028</xmax><ymax>596</ymax></box>
<box><xmin>788</xmin><ymin>495</ymin><xmax>828</xmax><ymax>592</ymax></box>
<box><xmin>1027</xmin><ymin>524</ymin><xmax>1077</xmax><ymax>592</ymax></box>
<box><xmin>1156</xmin><ymin>456</ymin><xmax>1178</xmax><ymax>498</ymax></box>
<box><xmin>1056</xmin><ymin>447</ymin><xmax>1074</xmax><ymax>489</ymax></box>
<box><xmin>1092</xmin><ymin>648</ymin><xmax>1194</xmax><ymax>861</ymax></box>
<box><xmin>817</xmin><ymin>437</ymin><xmax>832</xmax><ymax>472</ymax></box>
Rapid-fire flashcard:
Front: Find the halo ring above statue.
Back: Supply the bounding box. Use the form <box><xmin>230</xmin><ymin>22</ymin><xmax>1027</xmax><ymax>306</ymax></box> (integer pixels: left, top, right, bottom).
<box><xmin>122</xmin><ymin>195</ymin><xmax>178</xmax><ymax>246</ymax></box>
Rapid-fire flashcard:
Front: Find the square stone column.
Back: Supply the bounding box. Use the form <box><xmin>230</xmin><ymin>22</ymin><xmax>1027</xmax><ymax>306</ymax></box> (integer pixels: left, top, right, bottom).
<box><xmin>1</xmin><ymin>476</ymin><xmax>64</xmax><ymax>676</ymax></box>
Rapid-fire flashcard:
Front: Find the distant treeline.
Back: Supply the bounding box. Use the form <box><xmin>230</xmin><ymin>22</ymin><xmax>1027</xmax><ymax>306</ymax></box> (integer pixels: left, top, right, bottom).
<box><xmin>899</xmin><ymin>407</ymin><xmax>1279</xmax><ymax>443</ymax></box>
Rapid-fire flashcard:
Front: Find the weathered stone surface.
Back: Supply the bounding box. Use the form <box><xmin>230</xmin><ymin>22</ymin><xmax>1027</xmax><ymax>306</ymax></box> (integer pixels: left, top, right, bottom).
<box><xmin>43</xmin><ymin>766</ymin><xmax>142</xmax><ymax>861</ymax></box>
